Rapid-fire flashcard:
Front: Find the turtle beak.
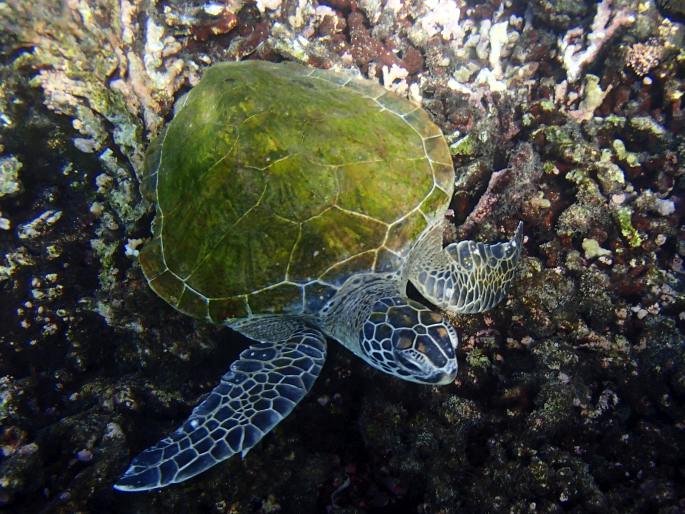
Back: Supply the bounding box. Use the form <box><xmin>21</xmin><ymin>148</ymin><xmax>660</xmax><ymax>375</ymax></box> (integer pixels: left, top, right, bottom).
<box><xmin>434</xmin><ymin>359</ymin><xmax>458</xmax><ymax>384</ymax></box>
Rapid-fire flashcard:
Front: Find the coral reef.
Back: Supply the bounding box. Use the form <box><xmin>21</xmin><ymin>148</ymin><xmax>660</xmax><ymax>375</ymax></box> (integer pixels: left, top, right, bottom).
<box><xmin>0</xmin><ymin>0</ymin><xmax>683</xmax><ymax>513</ymax></box>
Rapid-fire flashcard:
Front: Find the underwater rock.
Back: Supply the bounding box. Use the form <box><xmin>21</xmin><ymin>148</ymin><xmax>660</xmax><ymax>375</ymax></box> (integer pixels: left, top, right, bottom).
<box><xmin>0</xmin><ymin>155</ymin><xmax>22</xmax><ymax>198</ymax></box>
<box><xmin>582</xmin><ymin>238</ymin><xmax>612</xmax><ymax>259</ymax></box>
<box><xmin>656</xmin><ymin>0</ymin><xmax>685</xmax><ymax>22</ymax></box>
<box><xmin>531</xmin><ymin>0</ymin><xmax>592</xmax><ymax>30</ymax></box>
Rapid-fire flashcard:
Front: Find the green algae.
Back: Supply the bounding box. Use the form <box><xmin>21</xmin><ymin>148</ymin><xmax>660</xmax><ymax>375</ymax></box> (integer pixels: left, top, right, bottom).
<box><xmin>450</xmin><ymin>134</ymin><xmax>476</xmax><ymax>157</ymax></box>
<box><xmin>616</xmin><ymin>206</ymin><xmax>644</xmax><ymax>248</ymax></box>
<box><xmin>0</xmin><ymin>155</ymin><xmax>22</xmax><ymax>197</ymax></box>
<box><xmin>535</xmin><ymin>124</ymin><xmax>599</xmax><ymax>164</ymax></box>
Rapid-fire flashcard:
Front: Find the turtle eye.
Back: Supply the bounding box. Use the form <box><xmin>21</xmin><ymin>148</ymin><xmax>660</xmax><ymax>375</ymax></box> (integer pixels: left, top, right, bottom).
<box><xmin>396</xmin><ymin>335</ymin><xmax>413</xmax><ymax>350</ymax></box>
<box><xmin>391</xmin><ymin>328</ymin><xmax>417</xmax><ymax>351</ymax></box>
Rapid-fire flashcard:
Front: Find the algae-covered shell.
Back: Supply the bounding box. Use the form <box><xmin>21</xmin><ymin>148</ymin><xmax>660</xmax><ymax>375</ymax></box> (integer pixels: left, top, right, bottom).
<box><xmin>139</xmin><ymin>61</ymin><xmax>454</xmax><ymax>322</ymax></box>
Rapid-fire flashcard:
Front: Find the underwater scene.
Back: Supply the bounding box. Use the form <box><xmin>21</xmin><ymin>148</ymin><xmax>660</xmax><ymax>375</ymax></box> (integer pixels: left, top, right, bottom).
<box><xmin>0</xmin><ymin>0</ymin><xmax>684</xmax><ymax>512</ymax></box>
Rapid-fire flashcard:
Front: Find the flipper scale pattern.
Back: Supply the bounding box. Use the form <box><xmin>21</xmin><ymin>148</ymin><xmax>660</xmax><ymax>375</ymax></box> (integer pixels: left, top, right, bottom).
<box><xmin>114</xmin><ymin>328</ymin><xmax>326</xmax><ymax>491</ymax></box>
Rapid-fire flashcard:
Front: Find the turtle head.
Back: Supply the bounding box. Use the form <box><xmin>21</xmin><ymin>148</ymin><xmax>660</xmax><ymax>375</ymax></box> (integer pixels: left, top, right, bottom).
<box><xmin>359</xmin><ymin>298</ymin><xmax>458</xmax><ymax>385</ymax></box>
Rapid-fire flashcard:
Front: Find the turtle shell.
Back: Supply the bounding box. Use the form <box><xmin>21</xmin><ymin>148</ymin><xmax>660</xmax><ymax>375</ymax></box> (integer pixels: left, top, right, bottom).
<box><xmin>139</xmin><ymin>61</ymin><xmax>454</xmax><ymax>322</ymax></box>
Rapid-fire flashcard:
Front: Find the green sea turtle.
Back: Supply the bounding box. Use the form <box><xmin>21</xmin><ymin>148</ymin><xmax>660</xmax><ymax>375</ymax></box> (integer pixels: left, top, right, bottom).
<box><xmin>114</xmin><ymin>60</ymin><xmax>523</xmax><ymax>491</ymax></box>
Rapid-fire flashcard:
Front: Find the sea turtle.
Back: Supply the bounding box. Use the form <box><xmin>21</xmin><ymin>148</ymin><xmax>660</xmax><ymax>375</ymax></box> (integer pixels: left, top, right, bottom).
<box><xmin>114</xmin><ymin>60</ymin><xmax>523</xmax><ymax>491</ymax></box>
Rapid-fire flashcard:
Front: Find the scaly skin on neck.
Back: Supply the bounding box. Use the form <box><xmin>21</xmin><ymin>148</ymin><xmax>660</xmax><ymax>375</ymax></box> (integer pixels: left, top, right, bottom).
<box><xmin>320</xmin><ymin>272</ymin><xmax>402</xmax><ymax>357</ymax></box>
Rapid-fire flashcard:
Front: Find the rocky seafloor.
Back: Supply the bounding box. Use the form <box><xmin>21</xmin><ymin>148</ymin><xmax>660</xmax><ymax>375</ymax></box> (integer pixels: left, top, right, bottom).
<box><xmin>0</xmin><ymin>0</ymin><xmax>684</xmax><ymax>512</ymax></box>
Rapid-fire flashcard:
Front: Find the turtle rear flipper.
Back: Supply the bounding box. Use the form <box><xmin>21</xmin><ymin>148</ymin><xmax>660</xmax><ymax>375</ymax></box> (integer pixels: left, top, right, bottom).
<box><xmin>114</xmin><ymin>328</ymin><xmax>326</xmax><ymax>492</ymax></box>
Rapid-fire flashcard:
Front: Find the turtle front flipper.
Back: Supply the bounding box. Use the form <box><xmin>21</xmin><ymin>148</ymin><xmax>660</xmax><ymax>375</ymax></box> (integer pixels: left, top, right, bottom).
<box><xmin>443</xmin><ymin>221</ymin><xmax>523</xmax><ymax>314</ymax></box>
<box><xmin>410</xmin><ymin>222</ymin><xmax>524</xmax><ymax>315</ymax></box>
<box><xmin>114</xmin><ymin>327</ymin><xmax>326</xmax><ymax>492</ymax></box>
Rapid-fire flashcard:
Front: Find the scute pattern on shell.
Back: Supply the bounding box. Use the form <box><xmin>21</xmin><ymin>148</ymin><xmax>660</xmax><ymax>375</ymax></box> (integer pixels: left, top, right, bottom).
<box><xmin>139</xmin><ymin>61</ymin><xmax>454</xmax><ymax>322</ymax></box>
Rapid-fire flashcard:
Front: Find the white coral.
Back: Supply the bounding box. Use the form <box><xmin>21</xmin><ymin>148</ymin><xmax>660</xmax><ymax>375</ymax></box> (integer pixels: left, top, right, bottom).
<box><xmin>256</xmin><ymin>0</ymin><xmax>282</xmax><ymax>13</ymax></box>
<box><xmin>559</xmin><ymin>0</ymin><xmax>635</xmax><ymax>83</ymax></box>
<box><xmin>418</xmin><ymin>0</ymin><xmax>463</xmax><ymax>41</ymax></box>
